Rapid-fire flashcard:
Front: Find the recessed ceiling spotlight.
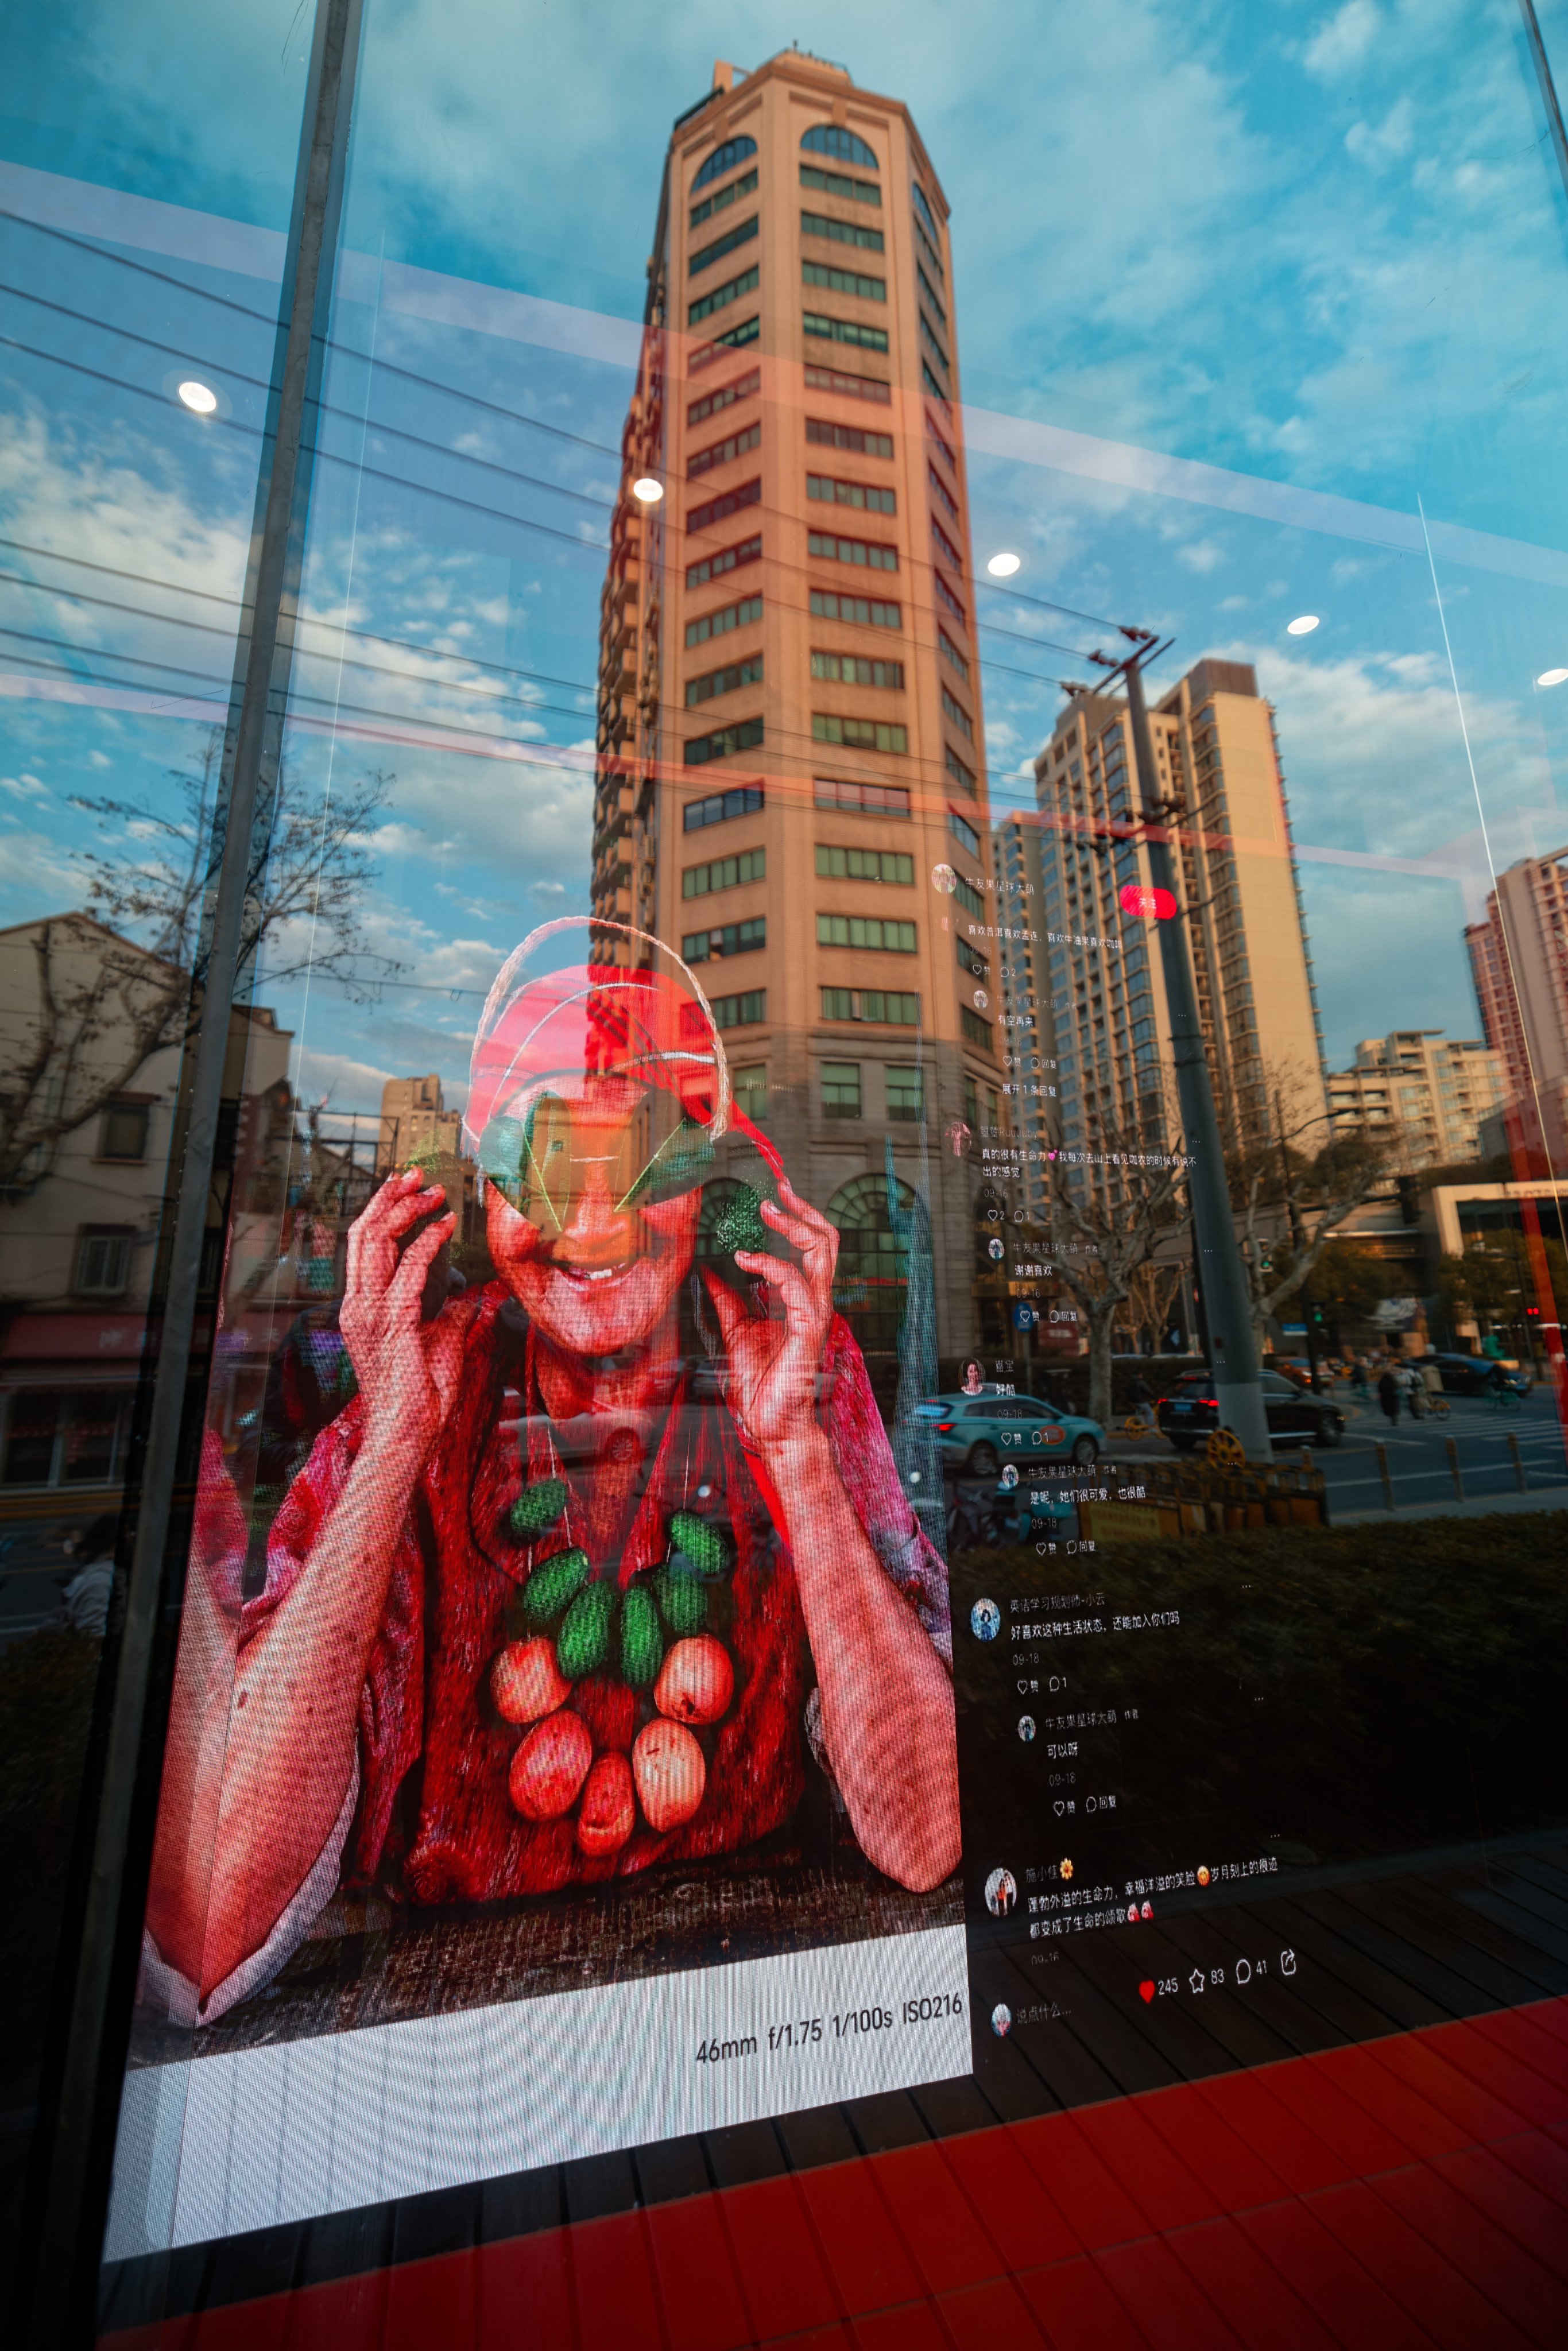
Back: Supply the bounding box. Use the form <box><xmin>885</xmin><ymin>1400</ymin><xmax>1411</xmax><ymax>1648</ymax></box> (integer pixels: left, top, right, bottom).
<box><xmin>1537</xmin><ymin>667</ymin><xmax>1568</xmax><ymax>687</ymax></box>
<box><xmin>632</xmin><ymin>476</ymin><xmax>663</xmax><ymax>503</ymax></box>
<box><xmin>1286</xmin><ymin>614</ymin><xmax>1319</xmax><ymax>636</ymax></box>
<box><xmin>177</xmin><ymin>380</ymin><xmax>218</xmax><ymax>415</ymax></box>
<box><xmin>987</xmin><ymin>552</ymin><xmax>1021</xmax><ymax>578</ymax></box>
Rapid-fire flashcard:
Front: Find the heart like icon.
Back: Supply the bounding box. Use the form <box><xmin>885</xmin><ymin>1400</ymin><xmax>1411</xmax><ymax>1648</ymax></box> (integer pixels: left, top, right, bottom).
<box><xmin>1139</xmin><ymin>1980</ymin><xmax>1156</xmax><ymax>2004</ymax></box>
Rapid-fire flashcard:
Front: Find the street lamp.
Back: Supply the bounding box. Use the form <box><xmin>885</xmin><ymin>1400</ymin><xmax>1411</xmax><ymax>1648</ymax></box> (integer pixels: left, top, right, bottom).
<box><xmin>1089</xmin><ymin>631</ymin><xmax>1271</xmax><ymax>1459</ymax></box>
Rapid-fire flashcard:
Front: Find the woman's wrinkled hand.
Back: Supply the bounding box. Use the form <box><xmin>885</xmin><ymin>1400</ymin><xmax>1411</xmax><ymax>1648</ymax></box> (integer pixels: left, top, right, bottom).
<box><xmin>699</xmin><ymin>1179</ymin><xmax>838</xmax><ymax>1455</ymax></box>
<box><xmin>340</xmin><ymin>1171</ymin><xmax>479</xmax><ymax>1462</ymax></box>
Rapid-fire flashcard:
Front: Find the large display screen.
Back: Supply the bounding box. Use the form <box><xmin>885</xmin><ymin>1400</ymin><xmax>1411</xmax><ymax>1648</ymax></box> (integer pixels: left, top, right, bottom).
<box><xmin>2</xmin><ymin>3</ymin><xmax>1567</xmax><ymax>2326</ymax></box>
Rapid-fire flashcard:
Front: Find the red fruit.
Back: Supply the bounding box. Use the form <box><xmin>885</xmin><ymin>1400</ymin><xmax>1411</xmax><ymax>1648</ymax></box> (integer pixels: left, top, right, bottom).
<box><xmin>576</xmin><ymin>1750</ymin><xmax>635</xmax><ymax>1856</ymax></box>
<box><xmin>653</xmin><ymin>1635</ymin><xmax>734</xmax><ymax>1726</ymax></box>
<box><xmin>508</xmin><ymin>1709</ymin><xmax>592</xmax><ymax>1820</ymax></box>
<box><xmin>633</xmin><ymin>1719</ymin><xmax>706</xmax><ymax>1833</ymax></box>
<box><xmin>491</xmin><ymin>1637</ymin><xmax>570</xmax><ymax>1725</ymax></box>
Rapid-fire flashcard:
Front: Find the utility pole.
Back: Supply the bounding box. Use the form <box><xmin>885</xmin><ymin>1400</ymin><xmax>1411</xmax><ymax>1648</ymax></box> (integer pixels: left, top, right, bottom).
<box><xmin>1095</xmin><ymin>634</ymin><xmax>1271</xmax><ymax>1458</ymax></box>
<box><xmin>1275</xmin><ymin>1087</ymin><xmax>1322</xmax><ymax>1392</ymax></box>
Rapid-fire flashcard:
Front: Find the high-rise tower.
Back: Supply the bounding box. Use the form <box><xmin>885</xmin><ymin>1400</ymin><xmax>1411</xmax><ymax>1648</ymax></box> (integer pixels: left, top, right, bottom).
<box><xmin>593</xmin><ymin>50</ymin><xmax>998</xmax><ymax>1360</ymax></box>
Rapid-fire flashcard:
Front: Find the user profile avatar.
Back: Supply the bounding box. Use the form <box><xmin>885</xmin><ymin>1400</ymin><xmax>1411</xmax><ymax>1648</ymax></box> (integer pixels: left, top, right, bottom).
<box><xmin>990</xmin><ymin>2003</ymin><xmax>1013</xmax><ymax>2038</ymax></box>
<box><xmin>932</xmin><ymin>861</ymin><xmax>959</xmax><ymax>895</ymax></box>
<box><xmin>962</xmin><ymin>1360</ymin><xmax>985</xmax><ymax>1395</ymax></box>
<box><xmin>987</xmin><ymin>1235</ymin><xmax>1005</xmax><ymax>1261</ymax></box>
<box><xmin>973</xmin><ymin>987</ymin><xmax>989</xmax><ymax>1012</ymax></box>
<box><xmin>944</xmin><ymin>1118</ymin><xmax>974</xmax><ymax>1161</ymax></box>
<box><xmin>1018</xmin><ymin>1714</ymin><xmax>1036</xmax><ymax>1742</ymax></box>
<box><xmin>1000</xmin><ymin>1463</ymin><xmax>1019</xmax><ymax>1489</ymax></box>
<box><xmin>985</xmin><ymin>1866</ymin><xmax>1018</xmax><ymax>1918</ymax></box>
<box><xmin>970</xmin><ymin>1596</ymin><xmax>1001</xmax><ymax>1641</ymax></box>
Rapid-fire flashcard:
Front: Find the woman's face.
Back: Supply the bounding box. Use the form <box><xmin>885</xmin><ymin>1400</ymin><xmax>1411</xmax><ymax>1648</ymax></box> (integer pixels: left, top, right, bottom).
<box><xmin>484</xmin><ymin>1085</ymin><xmax>701</xmax><ymax>1359</ymax></box>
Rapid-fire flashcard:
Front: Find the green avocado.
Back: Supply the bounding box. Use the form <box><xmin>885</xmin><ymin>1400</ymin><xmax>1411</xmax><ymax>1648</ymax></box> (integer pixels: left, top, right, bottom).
<box><xmin>619</xmin><ymin>1582</ymin><xmax>664</xmax><ymax>1688</ymax></box>
<box><xmin>668</xmin><ymin>1509</ymin><xmax>731</xmax><ymax>1579</ymax></box>
<box><xmin>509</xmin><ymin>1477</ymin><xmax>568</xmax><ymax>1537</ymax></box>
<box><xmin>521</xmin><ymin>1544</ymin><xmax>590</xmax><ymax>1627</ymax></box>
<box><xmin>556</xmin><ymin>1580</ymin><xmax>617</xmax><ymax>1679</ymax></box>
<box><xmin>653</xmin><ymin>1570</ymin><xmax>708</xmax><ymax>1636</ymax></box>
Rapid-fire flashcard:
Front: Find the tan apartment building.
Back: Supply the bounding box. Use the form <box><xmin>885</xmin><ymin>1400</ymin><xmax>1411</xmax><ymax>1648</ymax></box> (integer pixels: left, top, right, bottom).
<box><xmin>1465</xmin><ymin>848</ymin><xmax>1568</xmax><ymax>1169</ymax></box>
<box><xmin>1325</xmin><ymin>1029</ymin><xmax>1504</xmax><ymax>1169</ymax></box>
<box><xmin>1030</xmin><ymin>659</ymin><xmax>1325</xmax><ymax>1196</ymax></box>
<box><xmin>591</xmin><ymin>49</ymin><xmax>998</xmax><ymax>1360</ymax></box>
<box><xmin>992</xmin><ymin>811</ymin><xmax>1056</xmax><ymax>1221</ymax></box>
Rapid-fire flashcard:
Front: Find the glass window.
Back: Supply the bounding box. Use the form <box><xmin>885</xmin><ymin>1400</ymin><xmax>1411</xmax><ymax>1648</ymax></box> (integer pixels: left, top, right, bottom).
<box><xmin>800</xmin><ymin>123</ymin><xmax>878</xmax><ymax>169</ymax></box>
<box><xmin>819</xmin><ymin>1060</ymin><xmax>862</xmax><ymax>1118</ymax></box>
<box><xmin>885</xmin><ymin>1066</ymin><xmax>924</xmax><ymax>1122</ymax></box>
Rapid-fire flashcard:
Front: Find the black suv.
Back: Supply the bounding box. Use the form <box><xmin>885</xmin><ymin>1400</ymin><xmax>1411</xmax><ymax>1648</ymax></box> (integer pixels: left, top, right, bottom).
<box><xmin>1157</xmin><ymin>1369</ymin><xmax>1346</xmax><ymax>1451</ymax></box>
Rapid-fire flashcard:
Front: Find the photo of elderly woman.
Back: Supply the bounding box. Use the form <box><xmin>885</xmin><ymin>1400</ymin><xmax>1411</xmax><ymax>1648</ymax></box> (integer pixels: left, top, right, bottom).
<box><xmin>144</xmin><ymin>925</ymin><xmax>959</xmax><ymax>2032</ymax></box>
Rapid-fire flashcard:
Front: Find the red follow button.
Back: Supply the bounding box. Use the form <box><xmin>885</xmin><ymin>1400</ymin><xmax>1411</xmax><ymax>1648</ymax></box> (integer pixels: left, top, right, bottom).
<box><xmin>1119</xmin><ymin>883</ymin><xmax>1178</xmax><ymax>919</ymax></box>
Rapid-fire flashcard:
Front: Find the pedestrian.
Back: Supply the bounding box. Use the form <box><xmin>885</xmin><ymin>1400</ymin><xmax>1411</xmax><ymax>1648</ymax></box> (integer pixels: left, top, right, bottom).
<box><xmin>1398</xmin><ymin>1358</ymin><xmax>1423</xmax><ymax>1420</ymax></box>
<box><xmin>1129</xmin><ymin>1372</ymin><xmax>1155</xmax><ymax>1431</ymax></box>
<box><xmin>1351</xmin><ymin>1356</ymin><xmax>1370</xmax><ymax>1404</ymax></box>
<box><xmin>1377</xmin><ymin>1364</ymin><xmax>1400</xmax><ymax>1427</ymax></box>
<box><xmin>1420</xmin><ymin>1356</ymin><xmax>1445</xmax><ymax>1412</ymax></box>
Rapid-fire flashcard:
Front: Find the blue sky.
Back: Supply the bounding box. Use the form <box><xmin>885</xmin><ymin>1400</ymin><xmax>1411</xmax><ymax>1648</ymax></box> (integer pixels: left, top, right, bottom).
<box><xmin>5</xmin><ymin>0</ymin><xmax>1568</xmax><ymax>1110</ymax></box>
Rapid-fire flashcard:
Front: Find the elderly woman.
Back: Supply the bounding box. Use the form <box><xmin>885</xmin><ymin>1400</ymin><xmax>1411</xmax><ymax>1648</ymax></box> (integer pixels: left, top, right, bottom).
<box><xmin>146</xmin><ymin>925</ymin><xmax>959</xmax><ymax>2020</ymax></box>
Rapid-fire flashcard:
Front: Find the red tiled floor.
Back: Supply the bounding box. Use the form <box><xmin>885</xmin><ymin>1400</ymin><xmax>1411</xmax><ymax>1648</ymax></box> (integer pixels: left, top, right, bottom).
<box><xmin>99</xmin><ymin>2000</ymin><xmax>1568</xmax><ymax>2351</ymax></box>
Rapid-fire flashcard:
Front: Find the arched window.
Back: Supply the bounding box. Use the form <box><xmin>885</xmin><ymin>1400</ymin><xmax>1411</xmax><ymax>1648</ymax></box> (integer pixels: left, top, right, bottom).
<box><xmin>801</xmin><ymin>123</ymin><xmax>879</xmax><ymax>171</ymax></box>
<box><xmin>693</xmin><ymin>135</ymin><xmax>757</xmax><ymax>192</ymax></box>
<box><xmin>826</xmin><ymin>1172</ymin><xmax>916</xmax><ymax>1357</ymax></box>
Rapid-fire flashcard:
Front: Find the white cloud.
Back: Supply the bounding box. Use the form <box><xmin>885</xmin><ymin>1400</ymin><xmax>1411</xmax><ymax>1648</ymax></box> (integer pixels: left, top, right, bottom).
<box><xmin>1304</xmin><ymin>1</ymin><xmax>1381</xmax><ymax>80</ymax></box>
<box><xmin>1346</xmin><ymin>95</ymin><xmax>1414</xmax><ymax>165</ymax></box>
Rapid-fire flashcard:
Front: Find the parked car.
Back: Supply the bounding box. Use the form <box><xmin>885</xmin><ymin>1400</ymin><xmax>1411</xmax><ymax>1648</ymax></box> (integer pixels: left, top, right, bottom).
<box><xmin>913</xmin><ymin>1393</ymin><xmax>1104</xmax><ymax>1474</ymax></box>
<box><xmin>1424</xmin><ymin>1351</ymin><xmax>1531</xmax><ymax>1397</ymax></box>
<box><xmin>1156</xmin><ymin>1368</ymin><xmax>1345</xmax><ymax>1451</ymax></box>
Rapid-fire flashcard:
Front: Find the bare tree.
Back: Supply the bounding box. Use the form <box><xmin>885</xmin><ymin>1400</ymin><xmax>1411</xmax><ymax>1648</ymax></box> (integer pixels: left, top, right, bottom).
<box><xmin>1044</xmin><ymin>1121</ymin><xmax>1188</xmax><ymax>1427</ymax></box>
<box><xmin>1228</xmin><ymin>1080</ymin><xmax>1390</xmax><ymax>1349</ymax></box>
<box><xmin>0</xmin><ymin>730</ymin><xmax>401</xmax><ymax>1194</ymax></box>
<box><xmin>1114</xmin><ymin>1254</ymin><xmax>1187</xmax><ymax>1355</ymax></box>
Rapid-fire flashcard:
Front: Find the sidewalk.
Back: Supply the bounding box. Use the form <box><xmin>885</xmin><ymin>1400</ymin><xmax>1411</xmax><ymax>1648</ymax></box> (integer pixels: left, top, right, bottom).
<box><xmin>1331</xmin><ymin>1482</ymin><xmax>1568</xmax><ymax>1526</ymax></box>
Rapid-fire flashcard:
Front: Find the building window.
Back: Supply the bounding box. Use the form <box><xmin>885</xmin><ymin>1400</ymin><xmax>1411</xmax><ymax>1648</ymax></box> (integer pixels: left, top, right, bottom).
<box><xmin>932</xmin><ymin>568</ymin><xmax>966</xmax><ymax>624</ymax></box>
<box><xmin>912</xmin><ymin>181</ymin><xmax>940</xmax><ymax>242</ymax></box>
<box><xmin>928</xmin><ymin>462</ymin><xmax>959</xmax><ymax>522</ymax></box>
<box><xmin>938</xmin><ymin>626</ymin><xmax>969</xmax><ymax>683</ymax></box>
<box><xmin>686</xmin><ymin>592</ymin><xmax>762</xmax><ymax>648</ymax></box>
<box><xmin>948</xmin><ymin>808</ymin><xmax>981</xmax><ymax>857</ymax></box>
<box><xmin>815</xmin><ymin>777</ymin><xmax>911</xmax><ymax>816</ymax></box>
<box><xmin>810</xmin><ymin>651</ymin><xmax>904</xmax><ymax>688</ymax></box>
<box><xmin>927</xmin><ymin>410</ymin><xmax>957</xmax><ymax>471</ymax></box>
<box><xmin>682</xmin><ymin>917</ymin><xmax>765</xmax><ymax>962</ymax></box>
<box><xmin>807</xmin><ymin>529</ymin><xmax>897</xmax><ymax>569</ymax></box>
<box><xmin>683</xmin><ymin>846</ymin><xmax>765</xmax><ymax>896</ymax></box>
<box><xmin>808</xmin><ymin>589</ymin><xmax>900</xmax><ymax>628</ymax></box>
<box><xmin>801</xmin><ymin>123</ymin><xmax>879</xmax><ymax>169</ymax></box>
<box><xmin>821</xmin><ymin>1062</ymin><xmax>863</xmax><ymax>1119</ymax></box>
<box><xmin>690</xmin><ymin>215</ymin><xmax>758</xmax><ymax>276</ymax></box>
<box><xmin>691</xmin><ymin>314</ymin><xmax>760</xmax><ymax>366</ymax></box>
<box><xmin>803</xmin><ymin>312</ymin><xmax>890</xmax><ymax>354</ymax></box>
<box><xmin>688</xmin><ymin>477</ymin><xmax>761</xmax><ymax>534</ymax></box>
<box><xmin>733</xmin><ymin>1064</ymin><xmax>768</xmax><ymax>1124</ymax></box>
<box><xmin>99</xmin><ymin>1099</ymin><xmax>150</xmax><ymax>1161</ymax></box>
<box><xmin>806</xmin><ymin>422</ymin><xmax>893</xmax><ymax>462</ymax></box>
<box><xmin>802</xmin><ymin>361</ymin><xmax>890</xmax><ymax>401</ymax></box>
<box><xmin>800</xmin><ymin>164</ymin><xmax>881</xmax><ymax>208</ymax></box>
<box><xmin>688</xmin><ymin>265</ymin><xmax>759</xmax><ymax>328</ymax></box>
<box><xmin>821</xmin><ymin>987</ymin><xmax>920</xmax><ymax>1024</ymax></box>
<box><xmin>807</xmin><ymin>473</ymin><xmax>896</xmax><ymax>514</ymax></box>
<box><xmin>687</xmin><ymin>367</ymin><xmax>760</xmax><ymax>428</ymax></box>
<box><xmin>912</xmin><ymin>205</ymin><xmax>944</xmax><ymax>282</ymax></box>
<box><xmin>686</xmin><ymin>653</ymin><xmax>762</xmax><ymax>706</ymax></box>
<box><xmin>945</xmin><ymin>746</ymin><xmax>977</xmax><ymax>795</ymax></box>
<box><xmin>922</xmin><ymin>358</ymin><xmax>951</xmax><ymax>409</ymax></box>
<box><xmin>920</xmin><ymin>312</ymin><xmax>951</xmax><ymax>378</ymax></box>
<box><xmin>951</xmin><ymin>869</ymin><xmax>985</xmax><ymax>918</ymax></box>
<box><xmin>931</xmin><ymin>515</ymin><xmax>963</xmax><ymax>572</ymax></box>
<box><xmin>826</xmin><ymin>1172</ymin><xmax>917</xmax><ymax>1358</ymax></box>
<box><xmin>690</xmin><ymin>166</ymin><xmax>758</xmax><ymax>231</ymax></box>
<box><xmin>708</xmin><ymin>989</ymin><xmax>766</xmax><ymax>1030</ymax></box>
<box><xmin>961</xmin><ymin>1005</ymin><xmax>995</xmax><ymax>1054</ymax></box>
<box><xmin>941</xmin><ymin>684</ymin><xmax>974</xmax><ymax>740</ymax></box>
<box><xmin>685</xmin><ymin>716</ymin><xmax>764</xmax><ymax>766</ymax></box>
<box><xmin>688</xmin><ymin>421</ymin><xmax>761</xmax><ymax>479</ymax></box>
<box><xmin>815</xmin><ymin>845</ymin><xmax>914</xmax><ymax>884</ymax></box>
<box><xmin>958</xmin><ymin>938</ymin><xmax>989</xmax><ymax>981</ymax></box>
<box><xmin>885</xmin><ymin>1066</ymin><xmax>924</xmax><ymax>1122</ymax></box>
<box><xmin>693</xmin><ymin>134</ymin><xmax>758</xmax><ymax>193</ymax></box>
<box><xmin>686</xmin><ymin>532</ymin><xmax>762</xmax><ymax>590</ymax></box>
<box><xmin>684</xmin><ymin>784</ymin><xmax>764</xmax><ymax>831</ymax></box>
<box><xmin>803</xmin><ymin>259</ymin><xmax>886</xmax><ymax>302</ymax></box>
<box><xmin>964</xmin><ymin>1074</ymin><xmax>980</xmax><ymax>1128</ymax></box>
<box><xmin>916</xmin><ymin>262</ymin><xmax>947</xmax><ymax>333</ymax></box>
<box><xmin>816</xmin><ymin>913</ymin><xmax>916</xmax><ymax>952</ymax></box>
<box><xmin>74</xmin><ymin>1227</ymin><xmax>133</xmax><ymax>1297</ymax></box>
<box><xmin>812</xmin><ymin>714</ymin><xmax>908</xmax><ymax>753</ymax></box>
<box><xmin>800</xmin><ymin>211</ymin><xmax>885</xmax><ymax>254</ymax></box>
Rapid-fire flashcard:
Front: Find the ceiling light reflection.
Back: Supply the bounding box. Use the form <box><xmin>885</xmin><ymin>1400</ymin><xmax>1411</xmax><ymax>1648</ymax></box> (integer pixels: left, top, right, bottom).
<box><xmin>986</xmin><ymin>552</ymin><xmax>1021</xmax><ymax>578</ymax></box>
<box><xmin>1286</xmin><ymin>614</ymin><xmax>1319</xmax><ymax>636</ymax></box>
<box><xmin>177</xmin><ymin>381</ymin><xmax>218</xmax><ymax>415</ymax></box>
